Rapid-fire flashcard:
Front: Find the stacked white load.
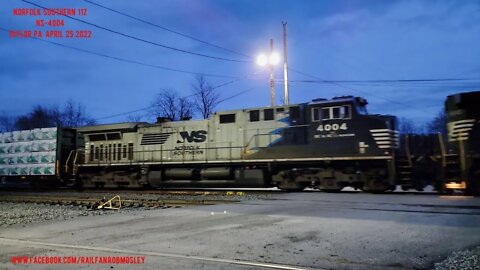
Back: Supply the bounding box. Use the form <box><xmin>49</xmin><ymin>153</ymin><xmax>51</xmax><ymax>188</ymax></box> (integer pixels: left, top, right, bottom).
<box><xmin>0</xmin><ymin>127</ymin><xmax>58</xmax><ymax>176</ymax></box>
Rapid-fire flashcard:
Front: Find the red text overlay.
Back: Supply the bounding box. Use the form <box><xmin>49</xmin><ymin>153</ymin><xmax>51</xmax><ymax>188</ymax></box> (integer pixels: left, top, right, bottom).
<box><xmin>9</xmin><ymin>7</ymin><xmax>93</xmax><ymax>39</ymax></box>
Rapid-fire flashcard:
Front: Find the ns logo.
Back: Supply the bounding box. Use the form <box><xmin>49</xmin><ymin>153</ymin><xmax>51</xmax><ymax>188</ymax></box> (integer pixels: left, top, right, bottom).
<box><xmin>177</xmin><ymin>130</ymin><xmax>208</xmax><ymax>143</ymax></box>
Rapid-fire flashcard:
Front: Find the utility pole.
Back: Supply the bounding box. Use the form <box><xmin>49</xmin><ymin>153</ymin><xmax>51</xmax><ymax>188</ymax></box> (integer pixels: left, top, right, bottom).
<box><xmin>282</xmin><ymin>21</ymin><xmax>289</xmax><ymax>105</ymax></box>
<box><xmin>269</xmin><ymin>38</ymin><xmax>275</xmax><ymax>107</ymax></box>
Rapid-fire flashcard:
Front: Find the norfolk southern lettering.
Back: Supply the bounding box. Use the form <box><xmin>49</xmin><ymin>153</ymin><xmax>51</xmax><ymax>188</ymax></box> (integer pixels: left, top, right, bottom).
<box><xmin>12</xmin><ymin>8</ymin><xmax>87</xmax><ymax>16</ymax></box>
<box><xmin>172</xmin><ymin>146</ymin><xmax>203</xmax><ymax>156</ymax></box>
<box><xmin>177</xmin><ymin>131</ymin><xmax>207</xmax><ymax>143</ymax></box>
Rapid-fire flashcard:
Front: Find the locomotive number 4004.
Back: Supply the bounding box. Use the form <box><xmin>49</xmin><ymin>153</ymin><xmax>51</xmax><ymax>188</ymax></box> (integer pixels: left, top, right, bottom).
<box><xmin>316</xmin><ymin>123</ymin><xmax>348</xmax><ymax>131</ymax></box>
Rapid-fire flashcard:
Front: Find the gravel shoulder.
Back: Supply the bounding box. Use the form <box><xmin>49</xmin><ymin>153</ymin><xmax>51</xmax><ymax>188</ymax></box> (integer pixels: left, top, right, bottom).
<box><xmin>434</xmin><ymin>245</ymin><xmax>480</xmax><ymax>270</ymax></box>
<box><xmin>0</xmin><ymin>202</ymin><xmax>122</xmax><ymax>228</ymax></box>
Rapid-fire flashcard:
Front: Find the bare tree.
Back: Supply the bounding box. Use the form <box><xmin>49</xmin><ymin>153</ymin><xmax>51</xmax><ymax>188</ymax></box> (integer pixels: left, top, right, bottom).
<box><xmin>151</xmin><ymin>89</ymin><xmax>179</xmax><ymax>121</ymax></box>
<box><xmin>398</xmin><ymin>117</ymin><xmax>422</xmax><ymax>134</ymax></box>
<box><xmin>15</xmin><ymin>105</ymin><xmax>55</xmax><ymax>130</ymax></box>
<box><xmin>151</xmin><ymin>89</ymin><xmax>193</xmax><ymax>121</ymax></box>
<box><xmin>60</xmin><ymin>99</ymin><xmax>96</xmax><ymax>127</ymax></box>
<box><xmin>49</xmin><ymin>105</ymin><xmax>64</xmax><ymax>127</ymax></box>
<box><xmin>191</xmin><ymin>75</ymin><xmax>220</xmax><ymax>119</ymax></box>
<box><xmin>178</xmin><ymin>97</ymin><xmax>193</xmax><ymax>120</ymax></box>
<box><xmin>127</xmin><ymin>114</ymin><xmax>145</xmax><ymax>122</ymax></box>
<box><xmin>426</xmin><ymin>109</ymin><xmax>447</xmax><ymax>135</ymax></box>
<box><xmin>0</xmin><ymin>113</ymin><xmax>15</xmax><ymax>132</ymax></box>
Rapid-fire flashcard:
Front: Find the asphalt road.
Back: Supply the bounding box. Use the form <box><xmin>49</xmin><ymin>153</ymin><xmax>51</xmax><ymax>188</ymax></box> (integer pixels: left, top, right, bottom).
<box><xmin>1</xmin><ymin>192</ymin><xmax>479</xmax><ymax>270</ymax></box>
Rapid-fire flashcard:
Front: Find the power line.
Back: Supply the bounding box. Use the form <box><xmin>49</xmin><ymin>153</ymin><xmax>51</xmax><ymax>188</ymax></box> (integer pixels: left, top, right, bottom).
<box><xmin>2</xmin><ymin>25</ymin><xmax>255</xmax><ymax>121</ymax></box>
<box><xmin>217</xmin><ymin>88</ymin><xmax>254</xmax><ymax>104</ymax></box>
<box><xmin>95</xmin><ymin>86</ymin><xmax>254</xmax><ymax>121</ymax></box>
<box><xmin>289</xmin><ymin>68</ymin><xmax>438</xmax><ymax>114</ymax></box>
<box><xmin>94</xmin><ymin>79</ymin><xmax>254</xmax><ymax>121</ymax></box>
<box><xmin>6</xmin><ymin>29</ymin><xmax>474</xmax><ymax>84</ymax></box>
<box><xmin>212</xmin><ymin>73</ymin><xmax>261</xmax><ymax>89</ymax></box>
<box><xmin>284</xmin><ymin>78</ymin><xmax>480</xmax><ymax>83</ymax></box>
<box><xmin>20</xmin><ymin>0</ymin><xmax>250</xmax><ymax>63</ymax></box>
<box><xmin>95</xmin><ymin>106</ymin><xmax>154</xmax><ymax>121</ymax></box>
<box><xmin>0</xmin><ymin>27</ymin><xmax>241</xmax><ymax>78</ymax></box>
<box><xmin>83</xmin><ymin>0</ymin><xmax>251</xmax><ymax>59</ymax></box>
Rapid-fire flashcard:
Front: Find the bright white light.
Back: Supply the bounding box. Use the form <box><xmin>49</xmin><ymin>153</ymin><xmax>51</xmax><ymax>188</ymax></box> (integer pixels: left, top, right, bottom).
<box><xmin>257</xmin><ymin>52</ymin><xmax>280</xmax><ymax>66</ymax></box>
<box><xmin>269</xmin><ymin>52</ymin><xmax>280</xmax><ymax>65</ymax></box>
<box><xmin>256</xmin><ymin>54</ymin><xmax>268</xmax><ymax>66</ymax></box>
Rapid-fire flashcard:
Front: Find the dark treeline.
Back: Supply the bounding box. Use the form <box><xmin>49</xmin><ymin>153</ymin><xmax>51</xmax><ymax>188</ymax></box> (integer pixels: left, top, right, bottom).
<box><xmin>0</xmin><ymin>99</ymin><xmax>96</xmax><ymax>132</ymax></box>
<box><xmin>397</xmin><ymin>109</ymin><xmax>446</xmax><ymax>135</ymax></box>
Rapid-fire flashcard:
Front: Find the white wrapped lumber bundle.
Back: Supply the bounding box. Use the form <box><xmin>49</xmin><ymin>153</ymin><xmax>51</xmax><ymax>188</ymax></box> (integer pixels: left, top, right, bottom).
<box><xmin>0</xmin><ymin>127</ymin><xmax>58</xmax><ymax>176</ymax></box>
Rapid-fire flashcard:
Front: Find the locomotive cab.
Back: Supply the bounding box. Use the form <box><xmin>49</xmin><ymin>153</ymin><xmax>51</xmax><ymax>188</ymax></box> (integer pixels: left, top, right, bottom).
<box><xmin>262</xmin><ymin>96</ymin><xmax>399</xmax><ymax>192</ymax></box>
<box><xmin>306</xmin><ymin>96</ymin><xmax>398</xmax><ymax>157</ymax></box>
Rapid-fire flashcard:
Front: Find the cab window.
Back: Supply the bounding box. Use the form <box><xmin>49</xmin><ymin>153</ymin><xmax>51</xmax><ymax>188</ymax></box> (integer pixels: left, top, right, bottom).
<box><xmin>312</xmin><ymin>105</ymin><xmax>351</xmax><ymax>121</ymax></box>
<box><xmin>249</xmin><ymin>110</ymin><xmax>259</xmax><ymax>122</ymax></box>
<box><xmin>220</xmin><ymin>114</ymin><xmax>235</xmax><ymax>124</ymax></box>
<box><xmin>264</xmin><ymin>109</ymin><xmax>274</xmax><ymax>121</ymax></box>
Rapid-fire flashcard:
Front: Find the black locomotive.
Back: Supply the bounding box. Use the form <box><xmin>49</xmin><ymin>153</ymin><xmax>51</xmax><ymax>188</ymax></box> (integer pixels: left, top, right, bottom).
<box><xmin>438</xmin><ymin>91</ymin><xmax>480</xmax><ymax>194</ymax></box>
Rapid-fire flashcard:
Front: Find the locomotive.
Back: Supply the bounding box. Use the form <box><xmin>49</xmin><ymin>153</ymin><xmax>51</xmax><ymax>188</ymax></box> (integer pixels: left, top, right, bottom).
<box><xmin>0</xmin><ymin>91</ymin><xmax>478</xmax><ymax>194</ymax></box>
<box><xmin>438</xmin><ymin>91</ymin><xmax>480</xmax><ymax>194</ymax></box>
<box><xmin>73</xmin><ymin>95</ymin><xmax>398</xmax><ymax>192</ymax></box>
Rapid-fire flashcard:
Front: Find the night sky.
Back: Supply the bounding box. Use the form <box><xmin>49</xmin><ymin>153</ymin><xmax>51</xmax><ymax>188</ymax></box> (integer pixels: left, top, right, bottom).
<box><xmin>1</xmin><ymin>0</ymin><xmax>479</xmax><ymax>126</ymax></box>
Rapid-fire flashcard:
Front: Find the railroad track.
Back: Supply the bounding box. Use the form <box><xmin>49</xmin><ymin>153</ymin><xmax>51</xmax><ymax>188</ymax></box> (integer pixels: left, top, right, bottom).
<box><xmin>0</xmin><ymin>194</ymin><xmax>240</xmax><ymax>209</ymax></box>
<box><xmin>0</xmin><ymin>187</ymin><xmax>279</xmax><ymax>195</ymax></box>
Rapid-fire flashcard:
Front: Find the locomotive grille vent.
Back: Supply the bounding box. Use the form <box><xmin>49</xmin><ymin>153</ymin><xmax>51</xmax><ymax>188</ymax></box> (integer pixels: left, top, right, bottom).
<box><xmin>448</xmin><ymin>119</ymin><xmax>475</xmax><ymax>142</ymax></box>
<box><xmin>140</xmin><ymin>133</ymin><xmax>172</xmax><ymax>145</ymax></box>
<box><xmin>370</xmin><ymin>129</ymin><xmax>399</xmax><ymax>149</ymax></box>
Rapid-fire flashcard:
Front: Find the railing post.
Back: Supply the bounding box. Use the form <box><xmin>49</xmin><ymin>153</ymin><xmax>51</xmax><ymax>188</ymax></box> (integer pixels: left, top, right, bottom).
<box><xmin>438</xmin><ymin>133</ymin><xmax>446</xmax><ymax>168</ymax></box>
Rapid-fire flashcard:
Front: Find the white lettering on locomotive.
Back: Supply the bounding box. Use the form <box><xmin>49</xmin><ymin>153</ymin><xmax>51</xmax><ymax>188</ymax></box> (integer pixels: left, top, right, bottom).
<box><xmin>316</xmin><ymin>123</ymin><xmax>347</xmax><ymax>132</ymax></box>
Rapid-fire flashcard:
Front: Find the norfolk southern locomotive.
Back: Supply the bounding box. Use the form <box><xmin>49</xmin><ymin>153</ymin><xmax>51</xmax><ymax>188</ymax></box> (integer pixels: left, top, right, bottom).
<box><xmin>1</xmin><ymin>91</ymin><xmax>479</xmax><ymax>194</ymax></box>
<box><xmin>438</xmin><ymin>91</ymin><xmax>480</xmax><ymax>194</ymax></box>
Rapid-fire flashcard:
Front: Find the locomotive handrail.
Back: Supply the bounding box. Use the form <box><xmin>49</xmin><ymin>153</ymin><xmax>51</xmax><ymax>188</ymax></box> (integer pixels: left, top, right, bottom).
<box><xmin>438</xmin><ymin>133</ymin><xmax>446</xmax><ymax>167</ymax></box>
<box><xmin>458</xmin><ymin>139</ymin><xmax>467</xmax><ymax>181</ymax></box>
<box><xmin>64</xmin><ymin>150</ymin><xmax>74</xmax><ymax>174</ymax></box>
<box><xmin>73</xmin><ymin>150</ymin><xmax>80</xmax><ymax>170</ymax></box>
<box><xmin>244</xmin><ymin>133</ymin><xmax>274</xmax><ymax>151</ymax></box>
<box><xmin>405</xmin><ymin>134</ymin><xmax>412</xmax><ymax>167</ymax></box>
<box><xmin>78</xmin><ymin>144</ymin><xmax>247</xmax><ymax>166</ymax></box>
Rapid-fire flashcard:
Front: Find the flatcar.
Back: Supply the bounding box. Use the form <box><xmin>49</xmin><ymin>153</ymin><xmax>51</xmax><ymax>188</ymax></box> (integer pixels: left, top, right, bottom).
<box><xmin>0</xmin><ymin>127</ymin><xmax>76</xmax><ymax>187</ymax></box>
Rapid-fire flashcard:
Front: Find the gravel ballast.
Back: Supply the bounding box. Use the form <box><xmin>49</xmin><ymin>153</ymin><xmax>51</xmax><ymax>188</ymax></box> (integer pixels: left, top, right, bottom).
<box><xmin>434</xmin><ymin>246</ymin><xmax>480</xmax><ymax>270</ymax></box>
<box><xmin>0</xmin><ymin>202</ymin><xmax>117</xmax><ymax>227</ymax></box>
<box><xmin>0</xmin><ymin>190</ymin><xmax>271</xmax><ymax>228</ymax></box>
